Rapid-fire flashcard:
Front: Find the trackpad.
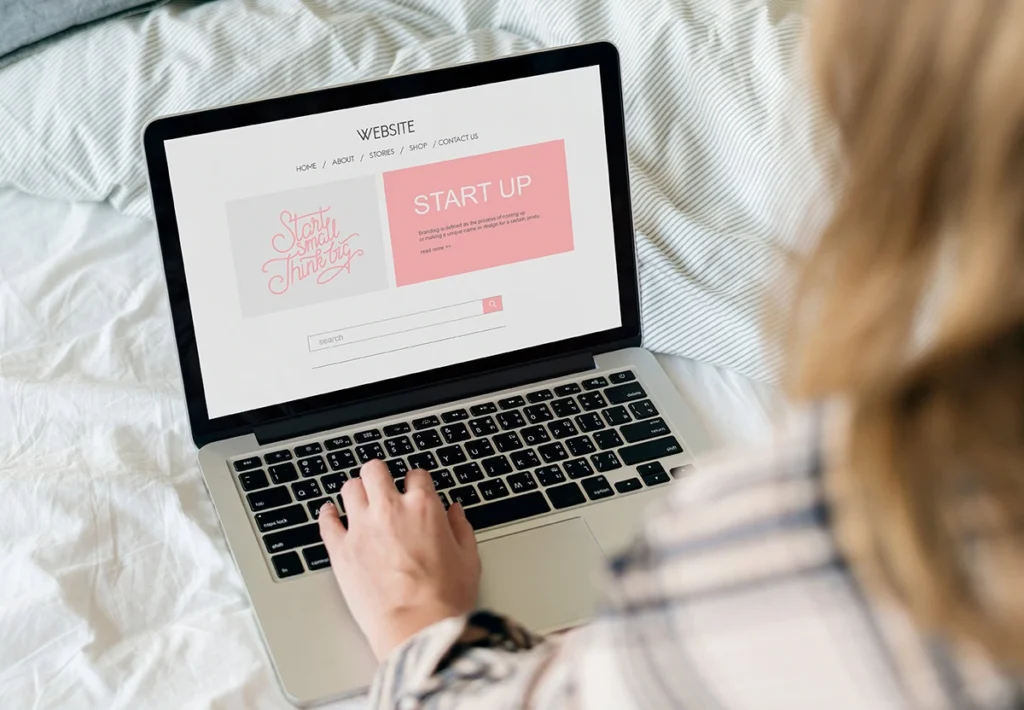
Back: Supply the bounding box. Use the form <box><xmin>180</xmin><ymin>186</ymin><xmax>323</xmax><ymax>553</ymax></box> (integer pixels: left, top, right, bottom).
<box><xmin>476</xmin><ymin>518</ymin><xmax>605</xmax><ymax>634</ymax></box>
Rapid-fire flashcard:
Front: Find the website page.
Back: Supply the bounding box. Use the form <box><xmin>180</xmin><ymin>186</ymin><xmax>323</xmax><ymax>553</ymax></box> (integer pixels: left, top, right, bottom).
<box><xmin>164</xmin><ymin>66</ymin><xmax>621</xmax><ymax>418</ymax></box>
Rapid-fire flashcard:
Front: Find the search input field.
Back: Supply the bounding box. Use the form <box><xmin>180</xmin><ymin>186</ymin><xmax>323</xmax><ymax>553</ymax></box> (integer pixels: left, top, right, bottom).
<box><xmin>308</xmin><ymin>296</ymin><xmax>503</xmax><ymax>353</ymax></box>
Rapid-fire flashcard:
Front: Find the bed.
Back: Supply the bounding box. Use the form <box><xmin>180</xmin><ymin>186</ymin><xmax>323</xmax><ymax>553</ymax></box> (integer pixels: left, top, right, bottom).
<box><xmin>0</xmin><ymin>0</ymin><xmax>830</xmax><ymax>707</ymax></box>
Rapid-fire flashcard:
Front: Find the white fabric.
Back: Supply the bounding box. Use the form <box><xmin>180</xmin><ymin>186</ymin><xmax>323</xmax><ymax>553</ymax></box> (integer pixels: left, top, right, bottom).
<box><xmin>0</xmin><ymin>0</ymin><xmax>836</xmax><ymax>383</ymax></box>
<box><xmin>0</xmin><ymin>187</ymin><xmax>787</xmax><ymax>708</ymax></box>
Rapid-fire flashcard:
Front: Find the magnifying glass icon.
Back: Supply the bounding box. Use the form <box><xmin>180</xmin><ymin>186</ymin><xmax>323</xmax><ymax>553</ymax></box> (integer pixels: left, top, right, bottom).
<box><xmin>482</xmin><ymin>296</ymin><xmax>503</xmax><ymax>313</ymax></box>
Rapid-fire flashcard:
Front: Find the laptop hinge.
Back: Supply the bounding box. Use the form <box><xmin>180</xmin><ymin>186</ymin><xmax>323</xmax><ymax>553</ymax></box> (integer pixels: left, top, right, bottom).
<box><xmin>253</xmin><ymin>352</ymin><xmax>596</xmax><ymax>446</ymax></box>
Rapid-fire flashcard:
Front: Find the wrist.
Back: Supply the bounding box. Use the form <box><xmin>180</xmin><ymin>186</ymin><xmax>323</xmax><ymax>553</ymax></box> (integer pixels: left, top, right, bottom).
<box><xmin>372</xmin><ymin>604</ymin><xmax>465</xmax><ymax>660</ymax></box>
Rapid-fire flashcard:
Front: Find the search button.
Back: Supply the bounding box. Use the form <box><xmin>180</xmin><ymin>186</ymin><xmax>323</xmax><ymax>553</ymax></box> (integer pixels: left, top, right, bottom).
<box><xmin>482</xmin><ymin>296</ymin><xmax>503</xmax><ymax>314</ymax></box>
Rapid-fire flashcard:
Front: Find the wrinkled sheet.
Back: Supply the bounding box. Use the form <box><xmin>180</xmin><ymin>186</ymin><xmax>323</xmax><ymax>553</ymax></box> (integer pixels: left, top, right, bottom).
<box><xmin>0</xmin><ymin>187</ymin><xmax>787</xmax><ymax>708</ymax></box>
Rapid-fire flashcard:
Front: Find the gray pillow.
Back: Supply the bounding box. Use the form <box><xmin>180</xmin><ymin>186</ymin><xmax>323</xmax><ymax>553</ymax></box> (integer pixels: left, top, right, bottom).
<box><xmin>0</xmin><ymin>0</ymin><xmax>170</xmax><ymax>65</ymax></box>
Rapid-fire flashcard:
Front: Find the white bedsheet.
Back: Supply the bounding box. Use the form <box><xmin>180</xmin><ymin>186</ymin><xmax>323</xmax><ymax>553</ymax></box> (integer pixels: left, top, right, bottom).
<box><xmin>0</xmin><ymin>186</ymin><xmax>787</xmax><ymax>708</ymax></box>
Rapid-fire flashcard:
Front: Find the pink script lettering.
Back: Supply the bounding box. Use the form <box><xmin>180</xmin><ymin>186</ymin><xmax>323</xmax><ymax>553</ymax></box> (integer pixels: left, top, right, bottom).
<box><xmin>261</xmin><ymin>206</ymin><xmax>364</xmax><ymax>295</ymax></box>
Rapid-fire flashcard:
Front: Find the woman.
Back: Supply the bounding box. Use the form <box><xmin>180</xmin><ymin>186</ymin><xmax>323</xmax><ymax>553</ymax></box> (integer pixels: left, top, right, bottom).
<box><xmin>316</xmin><ymin>0</ymin><xmax>1024</xmax><ymax>706</ymax></box>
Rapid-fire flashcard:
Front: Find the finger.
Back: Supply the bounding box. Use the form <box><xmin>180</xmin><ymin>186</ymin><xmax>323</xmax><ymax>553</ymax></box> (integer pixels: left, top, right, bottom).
<box><xmin>340</xmin><ymin>477</ymin><xmax>369</xmax><ymax>517</ymax></box>
<box><xmin>403</xmin><ymin>467</ymin><xmax>434</xmax><ymax>497</ymax></box>
<box><xmin>448</xmin><ymin>502</ymin><xmax>479</xmax><ymax>555</ymax></box>
<box><xmin>318</xmin><ymin>500</ymin><xmax>347</xmax><ymax>550</ymax></box>
<box><xmin>359</xmin><ymin>458</ymin><xmax>399</xmax><ymax>505</ymax></box>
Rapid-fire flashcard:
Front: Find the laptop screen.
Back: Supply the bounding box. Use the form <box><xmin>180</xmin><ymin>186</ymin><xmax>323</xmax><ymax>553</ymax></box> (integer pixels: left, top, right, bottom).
<box><xmin>164</xmin><ymin>65</ymin><xmax>621</xmax><ymax>419</ymax></box>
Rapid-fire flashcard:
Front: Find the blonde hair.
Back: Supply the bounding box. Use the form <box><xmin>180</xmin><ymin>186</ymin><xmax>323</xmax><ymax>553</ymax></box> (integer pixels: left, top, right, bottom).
<box><xmin>794</xmin><ymin>0</ymin><xmax>1024</xmax><ymax>666</ymax></box>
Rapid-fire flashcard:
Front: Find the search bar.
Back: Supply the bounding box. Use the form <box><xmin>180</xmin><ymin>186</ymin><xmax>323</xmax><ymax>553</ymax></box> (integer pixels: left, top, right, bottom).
<box><xmin>308</xmin><ymin>296</ymin><xmax>503</xmax><ymax>353</ymax></box>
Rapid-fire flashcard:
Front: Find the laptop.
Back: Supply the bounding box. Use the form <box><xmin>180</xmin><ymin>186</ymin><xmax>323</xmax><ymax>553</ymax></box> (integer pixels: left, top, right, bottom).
<box><xmin>143</xmin><ymin>41</ymin><xmax>713</xmax><ymax>706</ymax></box>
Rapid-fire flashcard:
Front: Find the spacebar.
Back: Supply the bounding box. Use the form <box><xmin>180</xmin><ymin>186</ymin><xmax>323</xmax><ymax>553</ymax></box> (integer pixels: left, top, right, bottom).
<box><xmin>464</xmin><ymin>492</ymin><xmax>552</xmax><ymax>531</ymax></box>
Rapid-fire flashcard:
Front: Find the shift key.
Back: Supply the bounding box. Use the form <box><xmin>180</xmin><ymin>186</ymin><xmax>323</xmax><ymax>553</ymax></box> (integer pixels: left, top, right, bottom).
<box><xmin>263</xmin><ymin>522</ymin><xmax>322</xmax><ymax>554</ymax></box>
<box><xmin>618</xmin><ymin>436</ymin><xmax>683</xmax><ymax>465</ymax></box>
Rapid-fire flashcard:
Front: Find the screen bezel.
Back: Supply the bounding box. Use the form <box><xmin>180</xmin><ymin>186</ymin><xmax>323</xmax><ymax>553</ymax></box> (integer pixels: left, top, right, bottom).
<box><xmin>143</xmin><ymin>42</ymin><xmax>640</xmax><ymax>447</ymax></box>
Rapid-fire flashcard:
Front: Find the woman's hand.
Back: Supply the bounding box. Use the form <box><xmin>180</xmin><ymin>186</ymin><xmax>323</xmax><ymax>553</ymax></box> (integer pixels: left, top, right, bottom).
<box><xmin>317</xmin><ymin>460</ymin><xmax>481</xmax><ymax>660</ymax></box>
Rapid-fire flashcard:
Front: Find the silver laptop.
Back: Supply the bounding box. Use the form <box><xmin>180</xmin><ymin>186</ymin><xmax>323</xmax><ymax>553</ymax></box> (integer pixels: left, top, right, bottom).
<box><xmin>143</xmin><ymin>42</ymin><xmax>712</xmax><ymax>706</ymax></box>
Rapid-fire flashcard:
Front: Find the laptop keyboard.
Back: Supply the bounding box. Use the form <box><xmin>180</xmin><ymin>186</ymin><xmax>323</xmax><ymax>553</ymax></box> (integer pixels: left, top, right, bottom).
<box><xmin>230</xmin><ymin>369</ymin><xmax>685</xmax><ymax>580</ymax></box>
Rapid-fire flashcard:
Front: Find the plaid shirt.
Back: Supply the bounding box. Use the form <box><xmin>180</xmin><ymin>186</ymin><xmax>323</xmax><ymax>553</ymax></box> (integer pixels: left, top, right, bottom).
<box><xmin>368</xmin><ymin>411</ymin><xmax>1021</xmax><ymax>710</ymax></box>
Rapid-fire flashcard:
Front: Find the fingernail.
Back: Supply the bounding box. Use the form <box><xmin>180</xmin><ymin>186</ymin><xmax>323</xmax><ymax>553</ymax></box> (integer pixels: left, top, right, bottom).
<box><xmin>319</xmin><ymin>501</ymin><xmax>335</xmax><ymax>516</ymax></box>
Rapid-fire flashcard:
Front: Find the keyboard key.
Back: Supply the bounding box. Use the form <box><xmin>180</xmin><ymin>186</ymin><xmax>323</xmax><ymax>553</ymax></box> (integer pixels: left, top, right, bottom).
<box><xmin>582</xmin><ymin>475</ymin><xmax>615</xmax><ymax>500</ymax></box>
<box><xmin>255</xmin><ymin>504</ymin><xmax>308</xmax><ymax>532</ymax></box>
<box><xmin>431</xmin><ymin>469</ymin><xmax>456</xmax><ymax>490</ymax></box>
<box><xmin>527</xmin><ymin>389</ymin><xmax>554</xmax><ymax>402</ymax></box>
<box><xmin>450</xmin><ymin>486</ymin><xmax>481</xmax><ymax>507</ymax></box>
<box><xmin>269</xmin><ymin>462</ymin><xmax>298</xmax><ymax>484</ymax></box>
<box><xmin>498</xmin><ymin>395</ymin><xmax>525</xmax><ymax>410</ymax></box>
<box><xmin>324</xmin><ymin>435</ymin><xmax>352</xmax><ymax>450</ymax></box>
<box><xmin>413</xmin><ymin>430</ymin><xmax>443</xmax><ymax>450</ymax></box>
<box><xmin>619</xmin><ymin>436</ymin><xmax>683</xmax><ymax>466</ymax></box>
<box><xmin>469</xmin><ymin>416</ymin><xmax>498</xmax><ymax>437</ymax></box>
<box><xmin>524</xmin><ymin>403</ymin><xmax>553</xmax><ymax>424</ymax></box>
<box><xmin>553</xmin><ymin>383</ymin><xmax>582</xmax><ymax>396</ymax></box>
<box><xmin>264</xmin><ymin>523</ymin><xmax>321</xmax><ymax>553</ymax></box>
<box><xmin>564</xmin><ymin>458</ymin><xmax>595</xmax><ymax>479</ymax></box>
<box><xmin>464</xmin><ymin>491</ymin><xmax>551</xmax><ymax>531</ymax></box>
<box><xmin>575</xmin><ymin>413</ymin><xmax>605</xmax><ymax>432</ymax></box>
<box><xmin>408</xmin><ymin>451</ymin><xmax>439</xmax><ymax>471</ymax></box>
<box><xmin>497</xmin><ymin>411</ymin><xmax>526</xmax><ymax>430</ymax></box>
<box><xmin>436</xmin><ymin>445</ymin><xmax>467</xmax><ymax>467</ymax></box>
<box><xmin>550</xmin><ymin>397</ymin><xmax>580</xmax><ymax>417</ymax></box>
<box><xmin>298</xmin><ymin>456</ymin><xmax>328</xmax><ymax>477</ymax></box>
<box><xmin>322</xmin><ymin>472</ymin><xmax>347</xmax><ymax>494</ymax></box>
<box><xmin>582</xmin><ymin>376</ymin><xmax>609</xmax><ymax>390</ymax></box>
<box><xmin>535</xmin><ymin>465</ymin><xmax>566</xmax><ymax>486</ymax></box>
<box><xmin>520</xmin><ymin>425</ymin><xmax>550</xmax><ymax>446</ymax></box>
<box><xmin>294</xmin><ymin>442</ymin><xmax>322</xmax><ymax>457</ymax></box>
<box><xmin>383</xmin><ymin>422</ymin><xmax>411</xmax><ymax>437</ymax></box>
<box><xmin>384</xmin><ymin>437</ymin><xmax>414</xmax><ymax>458</ymax></box>
<box><xmin>441</xmin><ymin>408</ymin><xmax>469</xmax><ymax>422</ymax></box>
<box><xmin>326</xmin><ymin>450</ymin><xmax>356</xmax><ymax>471</ymax></box>
<box><xmin>507</xmin><ymin>472</ymin><xmax>538</xmax><ymax>493</ymax></box>
<box><xmin>578</xmin><ymin>392</ymin><xmax>608</xmax><ymax>411</ymax></box>
<box><xmin>546</xmin><ymin>482</ymin><xmax>586</xmax><ymax>509</ymax></box>
<box><xmin>510</xmin><ymin>449</ymin><xmax>540</xmax><ymax>470</ymax></box>
<box><xmin>638</xmin><ymin>462</ymin><xmax>666</xmax><ymax>476</ymax></box>
<box><xmin>239</xmin><ymin>469</ymin><xmax>269</xmax><ymax>491</ymax></box>
<box><xmin>615</xmin><ymin>477</ymin><xmax>643</xmax><ymax>493</ymax></box>
<box><xmin>566</xmin><ymin>435</ymin><xmax>596</xmax><ymax>457</ymax></box>
<box><xmin>464</xmin><ymin>438</ymin><xmax>495</xmax><ymax>459</ymax></box>
<box><xmin>356</xmin><ymin>442</ymin><xmax>386</xmax><ymax>463</ymax></box>
<box><xmin>470</xmin><ymin>402</ymin><xmax>497</xmax><ymax>416</ymax></box>
<box><xmin>233</xmin><ymin>457</ymin><xmax>261</xmax><ymax>472</ymax></box>
<box><xmin>453</xmin><ymin>462</ymin><xmax>484</xmax><ymax>484</ymax></box>
<box><xmin>593</xmin><ymin>430</ymin><xmax>624</xmax><ymax>450</ymax></box>
<box><xmin>492</xmin><ymin>432</ymin><xmax>524</xmax><ymax>452</ymax></box>
<box><xmin>307</xmin><ymin>498</ymin><xmax>332</xmax><ymax>519</ymax></box>
<box><xmin>548</xmin><ymin>419</ymin><xmax>578</xmax><ymax>439</ymax></box>
<box><xmin>642</xmin><ymin>471</ymin><xmax>671</xmax><ymax>486</ymax></box>
<box><xmin>302</xmin><ymin>545</ymin><xmax>332</xmax><ymax>571</ymax></box>
<box><xmin>349</xmin><ymin>468</ymin><xmax>362</xmax><ymax>478</ymax></box>
<box><xmin>441</xmin><ymin>423</ymin><xmax>471</xmax><ymax>444</ymax></box>
<box><xmin>605</xmin><ymin>382</ymin><xmax>647</xmax><ymax>405</ymax></box>
<box><xmin>247</xmin><ymin>486</ymin><xmax>292</xmax><ymax>511</ymax></box>
<box><xmin>386</xmin><ymin>459</ymin><xmax>408</xmax><ymax>478</ymax></box>
<box><xmin>621</xmin><ymin>418</ymin><xmax>671</xmax><ymax>443</ymax></box>
<box><xmin>602</xmin><ymin>405</ymin><xmax>632</xmax><ymax>426</ymax></box>
<box><xmin>478</xmin><ymin>479</ymin><xmax>510</xmax><ymax>501</ymax></box>
<box><xmin>438</xmin><ymin>492</ymin><xmax>451</xmax><ymax>509</ymax></box>
<box><xmin>396</xmin><ymin>479</ymin><xmax>406</xmax><ymax>493</ymax></box>
<box><xmin>292</xmin><ymin>479</ymin><xmax>322</xmax><ymax>501</ymax></box>
<box><xmin>591</xmin><ymin>452</ymin><xmax>622</xmax><ymax>472</ymax></box>
<box><xmin>413</xmin><ymin>415</ymin><xmax>440</xmax><ymax>430</ymax></box>
<box><xmin>482</xmin><ymin>455</ymin><xmax>513</xmax><ymax>477</ymax></box>
<box><xmin>537</xmin><ymin>441</ymin><xmax>569</xmax><ymax>463</ymax></box>
<box><xmin>271</xmin><ymin>551</ymin><xmax>303</xmax><ymax>579</ymax></box>
<box><xmin>263</xmin><ymin>450</ymin><xmax>292</xmax><ymax>464</ymax></box>
<box><xmin>608</xmin><ymin>370</ymin><xmax>636</xmax><ymax>384</ymax></box>
<box><xmin>354</xmin><ymin>429</ymin><xmax>382</xmax><ymax>443</ymax></box>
